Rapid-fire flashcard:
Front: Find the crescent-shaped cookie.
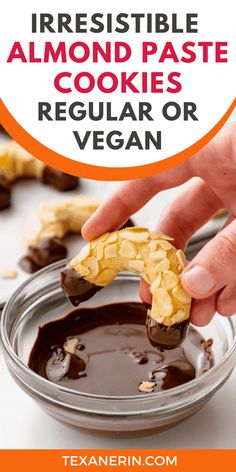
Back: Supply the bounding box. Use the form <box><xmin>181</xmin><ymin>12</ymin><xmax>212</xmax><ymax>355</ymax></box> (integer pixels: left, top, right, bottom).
<box><xmin>61</xmin><ymin>227</ymin><xmax>191</xmax><ymax>349</ymax></box>
<box><xmin>0</xmin><ymin>140</ymin><xmax>79</xmax><ymax>209</ymax></box>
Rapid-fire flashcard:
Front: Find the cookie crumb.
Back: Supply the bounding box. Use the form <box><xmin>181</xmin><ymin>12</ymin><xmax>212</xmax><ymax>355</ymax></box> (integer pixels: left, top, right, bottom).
<box><xmin>63</xmin><ymin>337</ymin><xmax>79</xmax><ymax>354</ymax></box>
<box><xmin>139</xmin><ymin>381</ymin><xmax>156</xmax><ymax>393</ymax></box>
<box><xmin>0</xmin><ymin>269</ymin><xmax>18</xmax><ymax>279</ymax></box>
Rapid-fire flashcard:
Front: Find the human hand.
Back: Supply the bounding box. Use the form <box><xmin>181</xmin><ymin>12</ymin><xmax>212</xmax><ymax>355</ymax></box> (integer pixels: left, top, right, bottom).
<box><xmin>82</xmin><ymin>122</ymin><xmax>236</xmax><ymax>326</ymax></box>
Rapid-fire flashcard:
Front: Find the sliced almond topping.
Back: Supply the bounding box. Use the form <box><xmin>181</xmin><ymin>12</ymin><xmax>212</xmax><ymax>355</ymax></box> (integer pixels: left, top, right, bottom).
<box><xmin>104</xmin><ymin>244</ymin><xmax>117</xmax><ymax>259</ymax></box>
<box><xmin>69</xmin><ymin>227</ymin><xmax>191</xmax><ymax>327</ymax></box>
<box><xmin>171</xmin><ymin>310</ymin><xmax>188</xmax><ymax>324</ymax></box>
<box><xmin>84</xmin><ymin>257</ymin><xmax>99</xmax><ymax>276</ymax></box>
<box><xmin>143</xmin><ymin>272</ymin><xmax>151</xmax><ymax>284</ymax></box>
<box><xmin>176</xmin><ymin>249</ymin><xmax>187</xmax><ymax>269</ymax></box>
<box><xmin>119</xmin><ymin>240</ymin><xmax>137</xmax><ymax>258</ymax></box>
<box><xmin>156</xmin><ymin>239</ymin><xmax>173</xmax><ymax>250</ymax></box>
<box><xmin>96</xmin><ymin>243</ymin><xmax>105</xmax><ymax>261</ymax></box>
<box><xmin>94</xmin><ymin>233</ymin><xmax>109</xmax><ymax>244</ymax></box>
<box><xmin>74</xmin><ymin>243</ymin><xmax>91</xmax><ymax>263</ymax></box>
<box><xmin>128</xmin><ymin>259</ymin><xmax>145</xmax><ymax>273</ymax></box>
<box><xmin>155</xmin><ymin>231</ymin><xmax>174</xmax><ymax>241</ymax></box>
<box><xmin>152</xmin><ymin>288</ymin><xmax>173</xmax><ymax>317</ymax></box>
<box><xmin>76</xmin><ymin>264</ymin><xmax>90</xmax><ymax>277</ymax></box>
<box><xmin>26</xmin><ymin>195</ymin><xmax>100</xmax><ymax>247</ymax></box>
<box><xmin>153</xmin><ymin>258</ymin><xmax>170</xmax><ymax>274</ymax></box>
<box><xmin>149</xmin><ymin>241</ymin><xmax>157</xmax><ymax>251</ymax></box>
<box><xmin>147</xmin><ymin>307</ymin><xmax>165</xmax><ymax>324</ymax></box>
<box><xmin>129</xmin><ymin>227</ymin><xmax>148</xmax><ymax>232</ymax></box>
<box><xmin>95</xmin><ymin>269</ymin><xmax>117</xmax><ymax>286</ymax></box>
<box><xmin>150</xmin><ymin>273</ymin><xmax>162</xmax><ymax>293</ymax></box>
<box><xmin>172</xmin><ymin>284</ymin><xmax>191</xmax><ymax>304</ymax></box>
<box><xmin>149</xmin><ymin>231</ymin><xmax>159</xmax><ymax>239</ymax></box>
<box><xmin>139</xmin><ymin>381</ymin><xmax>156</xmax><ymax>393</ymax></box>
<box><xmin>149</xmin><ymin>231</ymin><xmax>174</xmax><ymax>241</ymax></box>
<box><xmin>161</xmin><ymin>270</ymin><xmax>178</xmax><ymax>290</ymax></box>
<box><xmin>121</xmin><ymin>230</ymin><xmax>149</xmax><ymax>243</ymax></box>
<box><xmin>150</xmin><ymin>250</ymin><xmax>167</xmax><ymax>261</ymax></box>
<box><xmin>106</xmin><ymin>233</ymin><xmax>118</xmax><ymax>243</ymax></box>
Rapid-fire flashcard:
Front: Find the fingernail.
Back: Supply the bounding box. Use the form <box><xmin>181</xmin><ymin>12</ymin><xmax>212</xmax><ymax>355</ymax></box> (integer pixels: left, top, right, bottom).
<box><xmin>182</xmin><ymin>266</ymin><xmax>215</xmax><ymax>296</ymax></box>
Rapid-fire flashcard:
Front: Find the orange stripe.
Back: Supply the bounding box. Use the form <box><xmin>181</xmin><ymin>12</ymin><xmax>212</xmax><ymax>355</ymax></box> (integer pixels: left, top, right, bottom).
<box><xmin>0</xmin><ymin>449</ymin><xmax>235</xmax><ymax>472</ymax></box>
<box><xmin>0</xmin><ymin>98</ymin><xmax>235</xmax><ymax>180</ymax></box>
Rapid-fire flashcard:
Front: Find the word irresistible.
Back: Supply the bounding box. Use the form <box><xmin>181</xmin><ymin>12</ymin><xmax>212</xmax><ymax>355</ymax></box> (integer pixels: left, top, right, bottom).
<box><xmin>31</xmin><ymin>12</ymin><xmax>198</xmax><ymax>34</ymax></box>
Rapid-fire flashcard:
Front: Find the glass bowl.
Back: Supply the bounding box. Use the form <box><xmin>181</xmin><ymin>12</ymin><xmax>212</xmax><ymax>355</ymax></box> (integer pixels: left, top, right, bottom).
<box><xmin>1</xmin><ymin>260</ymin><xmax>236</xmax><ymax>436</ymax></box>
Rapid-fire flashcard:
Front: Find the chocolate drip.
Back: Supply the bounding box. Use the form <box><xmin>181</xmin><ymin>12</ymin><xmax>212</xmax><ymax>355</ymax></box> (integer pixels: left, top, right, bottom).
<box><xmin>43</xmin><ymin>166</ymin><xmax>79</xmax><ymax>191</ymax></box>
<box><xmin>28</xmin><ymin>302</ymin><xmax>214</xmax><ymax>396</ymax></box>
<box><xmin>61</xmin><ymin>266</ymin><xmax>102</xmax><ymax>306</ymax></box>
<box><xmin>0</xmin><ymin>174</ymin><xmax>11</xmax><ymax>210</ymax></box>
<box><xmin>146</xmin><ymin>317</ymin><xmax>189</xmax><ymax>350</ymax></box>
<box><xmin>19</xmin><ymin>237</ymin><xmax>67</xmax><ymax>273</ymax></box>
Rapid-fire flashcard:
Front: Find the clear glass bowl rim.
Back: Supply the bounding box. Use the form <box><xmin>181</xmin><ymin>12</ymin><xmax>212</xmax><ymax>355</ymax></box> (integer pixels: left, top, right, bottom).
<box><xmin>1</xmin><ymin>259</ymin><xmax>236</xmax><ymax>403</ymax></box>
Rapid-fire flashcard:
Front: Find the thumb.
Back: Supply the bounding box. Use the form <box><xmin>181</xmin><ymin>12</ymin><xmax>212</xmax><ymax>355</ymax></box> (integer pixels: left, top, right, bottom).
<box><xmin>181</xmin><ymin>218</ymin><xmax>236</xmax><ymax>299</ymax></box>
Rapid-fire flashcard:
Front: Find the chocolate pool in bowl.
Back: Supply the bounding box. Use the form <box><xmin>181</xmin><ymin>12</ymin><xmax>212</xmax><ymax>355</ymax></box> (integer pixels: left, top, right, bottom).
<box><xmin>28</xmin><ymin>302</ymin><xmax>214</xmax><ymax>395</ymax></box>
<box><xmin>1</xmin><ymin>261</ymin><xmax>236</xmax><ymax>435</ymax></box>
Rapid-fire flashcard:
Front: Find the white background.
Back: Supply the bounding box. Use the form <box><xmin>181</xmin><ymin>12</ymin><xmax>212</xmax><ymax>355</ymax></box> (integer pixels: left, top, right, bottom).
<box><xmin>0</xmin><ymin>0</ymin><xmax>235</xmax><ymax>168</ymax></box>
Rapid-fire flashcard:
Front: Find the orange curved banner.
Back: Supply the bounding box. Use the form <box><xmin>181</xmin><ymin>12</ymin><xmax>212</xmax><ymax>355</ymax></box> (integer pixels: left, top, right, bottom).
<box><xmin>0</xmin><ymin>98</ymin><xmax>235</xmax><ymax>181</ymax></box>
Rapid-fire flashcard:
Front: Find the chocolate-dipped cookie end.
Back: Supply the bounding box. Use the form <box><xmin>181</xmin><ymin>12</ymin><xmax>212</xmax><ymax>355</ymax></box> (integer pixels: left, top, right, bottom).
<box><xmin>19</xmin><ymin>237</ymin><xmax>67</xmax><ymax>273</ymax></box>
<box><xmin>61</xmin><ymin>266</ymin><xmax>102</xmax><ymax>306</ymax></box>
<box><xmin>146</xmin><ymin>317</ymin><xmax>189</xmax><ymax>350</ymax></box>
<box><xmin>43</xmin><ymin>166</ymin><xmax>79</xmax><ymax>191</ymax></box>
<box><xmin>0</xmin><ymin>175</ymin><xmax>11</xmax><ymax>210</ymax></box>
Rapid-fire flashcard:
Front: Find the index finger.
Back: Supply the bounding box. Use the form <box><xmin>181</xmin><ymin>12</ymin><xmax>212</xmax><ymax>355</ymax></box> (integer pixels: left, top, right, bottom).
<box><xmin>82</xmin><ymin>161</ymin><xmax>192</xmax><ymax>240</ymax></box>
<box><xmin>82</xmin><ymin>122</ymin><xmax>235</xmax><ymax>241</ymax></box>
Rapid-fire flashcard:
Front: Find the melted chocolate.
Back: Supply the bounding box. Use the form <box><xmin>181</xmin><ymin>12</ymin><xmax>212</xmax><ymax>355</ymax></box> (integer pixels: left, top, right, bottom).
<box><xmin>19</xmin><ymin>237</ymin><xmax>67</xmax><ymax>273</ymax></box>
<box><xmin>147</xmin><ymin>317</ymin><xmax>189</xmax><ymax>350</ymax></box>
<box><xmin>61</xmin><ymin>266</ymin><xmax>189</xmax><ymax>349</ymax></box>
<box><xmin>43</xmin><ymin>167</ymin><xmax>79</xmax><ymax>191</ymax></box>
<box><xmin>28</xmin><ymin>302</ymin><xmax>214</xmax><ymax>395</ymax></box>
<box><xmin>0</xmin><ymin>174</ymin><xmax>11</xmax><ymax>210</ymax></box>
<box><xmin>61</xmin><ymin>266</ymin><xmax>102</xmax><ymax>305</ymax></box>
